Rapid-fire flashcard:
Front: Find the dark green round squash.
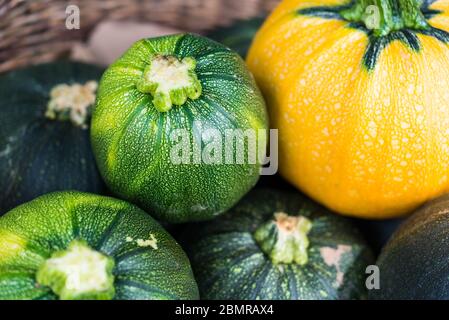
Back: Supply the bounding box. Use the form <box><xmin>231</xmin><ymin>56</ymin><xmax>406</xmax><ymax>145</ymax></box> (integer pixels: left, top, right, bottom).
<box><xmin>207</xmin><ymin>17</ymin><xmax>265</xmax><ymax>58</ymax></box>
<box><xmin>370</xmin><ymin>194</ymin><xmax>449</xmax><ymax>300</ymax></box>
<box><xmin>0</xmin><ymin>191</ymin><xmax>199</xmax><ymax>300</ymax></box>
<box><xmin>91</xmin><ymin>33</ymin><xmax>268</xmax><ymax>223</ymax></box>
<box><xmin>0</xmin><ymin>62</ymin><xmax>105</xmax><ymax>215</ymax></box>
<box><xmin>184</xmin><ymin>189</ymin><xmax>374</xmax><ymax>300</ymax></box>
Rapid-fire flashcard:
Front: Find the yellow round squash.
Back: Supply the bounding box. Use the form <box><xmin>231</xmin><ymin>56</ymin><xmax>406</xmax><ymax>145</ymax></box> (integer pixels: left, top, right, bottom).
<box><xmin>247</xmin><ymin>0</ymin><xmax>449</xmax><ymax>219</ymax></box>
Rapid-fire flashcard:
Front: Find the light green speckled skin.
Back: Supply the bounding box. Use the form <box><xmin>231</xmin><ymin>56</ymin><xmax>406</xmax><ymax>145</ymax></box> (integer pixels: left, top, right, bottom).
<box><xmin>91</xmin><ymin>33</ymin><xmax>268</xmax><ymax>223</ymax></box>
<box><xmin>0</xmin><ymin>192</ymin><xmax>199</xmax><ymax>300</ymax></box>
<box><xmin>184</xmin><ymin>189</ymin><xmax>374</xmax><ymax>300</ymax></box>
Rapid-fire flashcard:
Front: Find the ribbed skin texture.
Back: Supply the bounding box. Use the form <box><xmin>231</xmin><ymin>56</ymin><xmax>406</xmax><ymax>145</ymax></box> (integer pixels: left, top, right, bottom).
<box><xmin>370</xmin><ymin>194</ymin><xmax>449</xmax><ymax>299</ymax></box>
<box><xmin>247</xmin><ymin>0</ymin><xmax>449</xmax><ymax>219</ymax></box>
<box><xmin>0</xmin><ymin>62</ymin><xmax>105</xmax><ymax>215</ymax></box>
<box><xmin>91</xmin><ymin>33</ymin><xmax>268</xmax><ymax>223</ymax></box>
<box><xmin>0</xmin><ymin>192</ymin><xmax>199</xmax><ymax>300</ymax></box>
<box><xmin>185</xmin><ymin>189</ymin><xmax>374</xmax><ymax>300</ymax></box>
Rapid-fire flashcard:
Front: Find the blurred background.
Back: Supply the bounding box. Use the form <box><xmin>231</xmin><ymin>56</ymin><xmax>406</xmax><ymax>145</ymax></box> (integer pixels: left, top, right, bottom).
<box><xmin>0</xmin><ymin>0</ymin><xmax>279</xmax><ymax>73</ymax></box>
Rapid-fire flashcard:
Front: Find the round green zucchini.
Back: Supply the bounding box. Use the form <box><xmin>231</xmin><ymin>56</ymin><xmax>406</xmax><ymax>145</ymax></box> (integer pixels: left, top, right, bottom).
<box><xmin>184</xmin><ymin>189</ymin><xmax>374</xmax><ymax>300</ymax></box>
<box><xmin>0</xmin><ymin>62</ymin><xmax>105</xmax><ymax>215</ymax></box>
<box><xmin>0</xmin><ymin>191</ymin><xmax>199</xmax><ymax>300</ymax></box>
<box><xmin>91</xmin><ymin>33</ymin><xmax>268</xmax><ymax>223</ymax></box>
<box><xmin>370</xmin><ymin>194</ymin><xmax>449</xmax><ymax>299</ymax></box>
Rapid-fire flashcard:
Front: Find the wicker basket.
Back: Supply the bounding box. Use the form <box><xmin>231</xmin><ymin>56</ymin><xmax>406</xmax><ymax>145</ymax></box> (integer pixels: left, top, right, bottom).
<box><xmin>0</xmin><ymin>0</ymin><xmax>279</xmax><ymax>73</ymax></box>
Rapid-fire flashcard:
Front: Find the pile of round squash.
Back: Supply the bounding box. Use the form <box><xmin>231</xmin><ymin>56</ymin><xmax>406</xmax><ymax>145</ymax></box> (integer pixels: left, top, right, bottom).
<box><xmin>1</xmin><ymin>0</ymin><xmax>449</xmax><ymax>300</ymax></box>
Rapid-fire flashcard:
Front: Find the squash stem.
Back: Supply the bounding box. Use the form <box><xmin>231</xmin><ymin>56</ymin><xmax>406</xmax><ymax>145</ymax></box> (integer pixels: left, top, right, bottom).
<box><xmin>340</xmin><ymin>0</ymin><xmax>429</xmax><ymax>37</ymax></box>
<box><xmin>36</xmin><ymin>240</ymin><xmax>115</xmax><ymax>300</ymax></box>
<box><xmin>253</xmin><ymin>212</ymin><xmax>312</xmax><ymax>265</ymax></box>
<box><xmin>45</xmin><ymin>81</ymin><xmax>98</xmax><ymax>129</ymax></box>
<box><xmin>136</xmin><ymin>54</ymin><xmax>202</xmax><ymax>112</ymax></box>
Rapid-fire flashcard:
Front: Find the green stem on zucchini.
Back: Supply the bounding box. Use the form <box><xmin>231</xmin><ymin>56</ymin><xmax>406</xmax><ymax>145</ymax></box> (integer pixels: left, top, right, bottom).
<box><xmin>36</xmin><ymin>240</ymin><xmax>115</xmax><ymax>300</ymax></box>
<box><xmin>136</xmin><ymin>54</ymin><xmax>202</xmax><ymax>112</ymax></box>
<box><xmin>45</xmin><ymin>81</ymin><xmax>98</xmax><ymax>129</ymax></box>
<box><xmin>254</xmin><ymin>212</ymin><xmax>312</xmax><ymax>265</ymax></box>
<box><xmin>340</xmin><ymin>0</ymin><xmax>429</xmax><ymax>36</ymax></box>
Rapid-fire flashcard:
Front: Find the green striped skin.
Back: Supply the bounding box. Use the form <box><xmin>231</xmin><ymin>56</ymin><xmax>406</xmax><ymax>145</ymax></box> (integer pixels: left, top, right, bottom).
<box><xmin>370</xmin><ymin>194</ymin><xmax>449</xmax><ymax>299</ymax></box>
<box><xmin>184</xmin><ymin>189</ymin><xmax>374</xmax><ymax>300</ymax></box>
<box><xmin>0</xmin><ymin>62</ymin><xmax>105</xmax><ymax>215</ymax></box>
<box><xmin>91</xmin><ymin>33</ymin><xmax>268</xmax><ymax>223</ymax></box>
<box><xmin>0</xmin><ymin>192</ymin><xmax>199</xmax><ymax>300</ymax></box>
<box><xmin>298</xmin><ymin>0</ymin><xmax>449</xmax><ymax>70</ymax></box>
